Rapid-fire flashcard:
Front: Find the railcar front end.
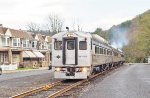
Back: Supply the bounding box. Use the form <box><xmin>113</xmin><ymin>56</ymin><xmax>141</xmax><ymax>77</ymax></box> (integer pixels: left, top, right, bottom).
<box><xmin>52</xmin><ymin>31</ymin><xmax>92</xmax><ymax>79</ymax></box>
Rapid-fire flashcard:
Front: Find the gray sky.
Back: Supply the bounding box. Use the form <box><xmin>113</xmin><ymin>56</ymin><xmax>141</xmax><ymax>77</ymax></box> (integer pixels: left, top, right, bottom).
<box><xmin>0</xmin><ymin>0</ymin><xmax>150</xmax><ymax>32</ymax></box>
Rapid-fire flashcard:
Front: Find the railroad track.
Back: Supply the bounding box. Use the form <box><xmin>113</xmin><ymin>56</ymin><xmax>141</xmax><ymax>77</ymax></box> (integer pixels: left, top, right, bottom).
<box><xmin>11</xmin><ymin>65</ymin><xmax>122</xmax><ymax>98</ymax></box>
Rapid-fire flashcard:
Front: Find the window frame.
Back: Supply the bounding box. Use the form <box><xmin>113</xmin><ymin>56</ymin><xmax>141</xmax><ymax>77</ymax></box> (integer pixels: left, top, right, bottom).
<box><xmin>67</xmin><ymin>40</ymin><xmax>75</xmax><ymax>50</ymax></box>
<box><xmin>54</xmin><ymin>41</ymin><xmax>62</xmax><ymax>50</ymax></box>
<box><xmin>22</xmin><ymin>40</ymin><xmax>30</xmax><ymax>48</ymax></box>
<box><xmin>2</xmin><ymin>37</ymin><xmax>10</xmax><ymax>46</ymax></box>
<box><xmin>79</xmin><ymin>41</ymin><xmax>87</xmax><ymax>50</ymax></box>
<box><xmin>32</xmin><ymin>41</ymin><xmax>37</xmax><ymax>48</ymax></box>
<box><xmin>12</xmin><ymin>38</ymin><xmax>20</xmax><ymax>47</ymax></box>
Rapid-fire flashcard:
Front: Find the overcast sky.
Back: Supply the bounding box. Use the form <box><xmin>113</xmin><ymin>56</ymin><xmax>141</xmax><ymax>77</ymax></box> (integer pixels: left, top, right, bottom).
<box><xmin>0</xmin><ymin>0</ymin><xmax>150</xmax><ymax>32</ymax></box>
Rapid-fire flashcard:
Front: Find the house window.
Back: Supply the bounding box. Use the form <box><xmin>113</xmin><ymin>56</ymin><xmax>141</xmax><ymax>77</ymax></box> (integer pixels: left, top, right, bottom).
<box><xmin>48</xmin><ymin>44</ymin><xmax>52</xmax><ymax>50</ymax></box>
<box><xmin>2</xmin><ymin>37</ymin><xmax>9</xmax><ymax>46</ymax></box>
<box><xmin>44</xmin><ymin>42</ymin><xmax>47</xmax><ymax>49</ymax></box>
<box><xmin>12</xmin><ymin>38</ymin><xmax>20</xmax><ymax>47</ymax></box>
<box><xmin>32</xmin><ymin>41</ymin><xmax>37</xmax><ymax>48</ymax></box>
<box><xmin>0</xmin><ymin>53</ymin><xmax>8</xmax><ymax>63</ymax></box>
<box><xmin>41</xmin><ymin>43</ymin><xmax>44</xmax><ymax>49</ymax></box>
<box><xmin>22</xmin><ymin>40</ymin><xmax>30</xmax><ymax>48</ymax></box>
<box><xmin>23</xmin><ymin>40</ymin><xmax>26</xmax><ymax>47</ymax></box>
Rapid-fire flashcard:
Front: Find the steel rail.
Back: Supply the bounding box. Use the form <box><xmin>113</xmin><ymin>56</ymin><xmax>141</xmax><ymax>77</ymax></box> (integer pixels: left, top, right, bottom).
<box><xmin>11</xmin><ymin>81</ymin><xmax>62</xmax><ymax>98</ymax></box>
<box><xmin>11</xmin><ymin>65</ymin><xmax>121</xmax><ymax>98</ymax></box>
<box><xmin>47</xmin><ymin>79</ymin><xmax>87</xmax><ymax>98</ymax></box>
<box><xmin>47</xmin><ymin>70</ymin><xmax>108</xmax><ymax>98</ymax></box>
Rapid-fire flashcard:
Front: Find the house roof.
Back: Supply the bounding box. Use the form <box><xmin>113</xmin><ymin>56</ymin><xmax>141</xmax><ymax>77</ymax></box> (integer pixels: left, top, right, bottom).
<box><xmin>42</xmin><ymin>35</ymin><xmax>46</xmax><ymax>39</ymax></box>
<box><xmin>0</xmin><ymin>27</ymin><xmax>8</xmax><ymax>35</ymax></box>
<box><xmin>37</xmin><ymin>34</ymin><xmax>44</xmax><ymax>42</ymax></box>
<box><xmin>31</xmin><ymin>33</ymin><xmax>36</xmax><ymax>38</ymax></box>
<box><xmin>9</xmin><ymin>29</ymin><xmax>33</xmax><ymax>40</ymax></box>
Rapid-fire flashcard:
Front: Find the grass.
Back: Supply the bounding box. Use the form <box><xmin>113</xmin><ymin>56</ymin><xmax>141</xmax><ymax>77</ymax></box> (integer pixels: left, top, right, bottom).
<box><xmin>17</xmin><ymin>67</ymin><xmax>37</xmax><ymax>70</ymax></box>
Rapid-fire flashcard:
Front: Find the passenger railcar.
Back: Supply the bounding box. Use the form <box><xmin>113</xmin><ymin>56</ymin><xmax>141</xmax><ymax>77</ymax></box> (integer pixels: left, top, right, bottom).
<box><xmin>52</xmin><ymin>31</ymin><xmax>124</xmax><ymax>79</ymax></box>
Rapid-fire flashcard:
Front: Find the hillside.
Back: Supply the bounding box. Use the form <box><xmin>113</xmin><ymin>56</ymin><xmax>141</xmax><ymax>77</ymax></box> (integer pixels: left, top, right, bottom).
<box><xmin>94</xmin><ymin>10</ymin><xmax>150</xmax><ymax>63</ymax></box>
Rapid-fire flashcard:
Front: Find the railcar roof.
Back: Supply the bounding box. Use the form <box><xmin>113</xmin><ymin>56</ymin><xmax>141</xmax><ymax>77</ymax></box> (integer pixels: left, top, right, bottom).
<box><xmin>52</xmin><ymin>31</ymin><xmax>91</xmax><ymax>38</ymax></box>
<box><xmin>91</xmin><ymin>34</ymin><xmax>109</xmax><ymax>44</ymax></box>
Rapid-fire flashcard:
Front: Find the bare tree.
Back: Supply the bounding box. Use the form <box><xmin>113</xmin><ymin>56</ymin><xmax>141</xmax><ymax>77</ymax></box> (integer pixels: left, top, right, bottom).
<box><xmin>26</xmin><ymin>22</ymin><xmax>40</xmax><ymax>33</ymax></box>
<box><xmin>72</xmin><ymin>17</ymin><xmax>76</xmax><ymax>30</ymax></box>
<box><xmin>71</xmin><ymin>18</ymin><xmax>83</xmax><ymax>31</ymax></box>
<box><xmin>26</xmin><ymin>14</ymin><xmax>64</xmax><ymax>35</ymax></box>
<box><xmin>47</xmin><ymin>14</ymin><xmax>64</xmax><ymax>33</ymax></box>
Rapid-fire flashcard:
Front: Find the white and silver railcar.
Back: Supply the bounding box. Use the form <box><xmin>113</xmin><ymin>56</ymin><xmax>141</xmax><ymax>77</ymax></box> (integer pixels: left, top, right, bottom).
<box><xmin>52</xmin><ymin>31</ymin><xmax>124</xmax><ymax>79</ymax></box>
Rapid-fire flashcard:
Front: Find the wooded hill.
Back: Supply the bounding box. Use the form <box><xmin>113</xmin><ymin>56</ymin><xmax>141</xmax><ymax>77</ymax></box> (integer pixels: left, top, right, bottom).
<box><xmin>94</xmin><ymin>10</ymin><xmax>150</xmax><ymax>63</ymax></box>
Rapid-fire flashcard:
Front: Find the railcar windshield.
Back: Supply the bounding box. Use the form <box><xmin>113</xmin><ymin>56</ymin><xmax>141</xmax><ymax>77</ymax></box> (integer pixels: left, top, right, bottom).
<box><xmin>54</xmin><ymin>41</ymin><xmax>62</xmax><ymax>50</ymax></box>
<box><xmin>79</xmin><ymin>41</ymin><xmax>87</xmax><ymax>50</ymax></box>
<box><xmin>67</xmin><ymin>40</ymin><xmax>75</xmax><ymax>50</ymax></box>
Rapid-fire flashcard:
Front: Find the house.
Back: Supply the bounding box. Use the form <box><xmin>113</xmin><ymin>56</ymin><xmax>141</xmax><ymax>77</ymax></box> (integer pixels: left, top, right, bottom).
<box><xmin>0</xmin><ymin>27</ymin><xmax>9</xmax><ymax>65</ymax></box>
<box><xmin>0</xmin><ymin>27</ymin><xmax>52</xmax><ymax>70</ymax></box>
<box><xmin>32</xmin><ymin>34</ymin><xmax>51</xmax><ymax>67</ymax></box>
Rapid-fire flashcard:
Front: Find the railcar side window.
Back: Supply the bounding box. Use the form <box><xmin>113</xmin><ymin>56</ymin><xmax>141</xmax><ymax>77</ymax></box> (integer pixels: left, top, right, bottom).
<box><xmin>114</xmin><ymin>52</ymin><xmax>118</xmax><ymax>56</ymax></box>
<box><xmin>99</xmin><ymin>48</ymin><xmax>101</xmax><ymax>54</ymax></box>
<box><xmin>121</xmin><ymin>54</ymin><xmax>124</xmax><ymax>57</ymax></box>
<box><xmin>99</xmin><ymin>47</ymin><xmax>101</xmax><ymax>54</ymax></box>
<box><xmin>54</xmin><ymin>41</ymin><xmax>62</xmax><ymax>50</ymax></box>
<box><xmin>110</xmin><ymin>51</ymin><xmax>112</xmax><ymax>55</ymax></box>
<box><xmin>95</xmin><ymin>46</ymin><xmax>98</xmax><ymax>54</ymax></box>
<box><xmin>67</xmin><ymin>40</ymin><xmax>75</xmax><ymax>50</ymax></box>
<box><xmin>104</xmin><ymin>48</ymin><xmax>106</xmax><ymax>55</ymax></box>
<box><xmin>100</xmin><ymin>47</ymin><xmax>103</xmax><ymax>54</ymax></box>
<box><xmin>79</xmin><ymin>41</ymin><xmax>87</xmax><ymax>50</ymax></box>
<box><xmin>107</xmin><ymin>50</ymin><xmax>110</xmax><ymax>55</ymax></box>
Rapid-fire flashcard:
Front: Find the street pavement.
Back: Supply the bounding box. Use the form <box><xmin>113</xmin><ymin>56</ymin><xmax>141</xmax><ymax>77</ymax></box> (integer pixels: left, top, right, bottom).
<box><xmin>0</xmin><ymin>69</ymin><xmax>57</xmax><ymax>97</ymax></box>
<box><xmin>80</xmin><ymin>64</ymin><xmax>150</xmax><ymax>98</ymax></box>
<box><xmin>0</xmin><ymin>68</ymin><xmax>52</xmax><ymax>82</ymax></box>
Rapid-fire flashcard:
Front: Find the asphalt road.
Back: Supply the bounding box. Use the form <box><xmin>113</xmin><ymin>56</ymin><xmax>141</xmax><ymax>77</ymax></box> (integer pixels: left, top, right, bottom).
<box><xmin>0</xmin><ymin>69</ymin><xmax>52</xmax><ymax>82</ymax></box>
<box><xmin>80</xmin><ymin>64</ymin><xmax>150</xmax><ymax>98</ymax></box>
<box><xmin>0</xmin><ymin>69</ymin><xmax>57</xmax><ymax>98</ymax></box>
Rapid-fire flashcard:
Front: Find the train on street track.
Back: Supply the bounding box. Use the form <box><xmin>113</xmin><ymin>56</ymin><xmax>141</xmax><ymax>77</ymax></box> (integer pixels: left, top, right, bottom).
<box><xmin>52</xmin><ymin>30</ymin><xmax>125</xmax><ymax>79</ymax></box>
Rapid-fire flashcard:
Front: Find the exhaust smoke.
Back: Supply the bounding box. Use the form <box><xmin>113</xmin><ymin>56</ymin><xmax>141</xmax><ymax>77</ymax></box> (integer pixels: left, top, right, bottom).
<box><xmin>110</xmin><ymin>26</ymin><xmax>129</xmax><ymax>49</ymax></box>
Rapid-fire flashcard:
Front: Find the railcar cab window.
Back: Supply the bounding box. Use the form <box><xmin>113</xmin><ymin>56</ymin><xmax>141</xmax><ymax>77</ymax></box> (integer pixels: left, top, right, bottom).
<box><xmin>67</xmin><ymin>40</ymin><xmax>75</xmax><ymax>50</ymax></box>
<box><xmin>79</xmin><ymin>41</ymin><xmax>87</xmax><ymax>50</ymax></box>
<box><xmin>54</xmin><ymin>41</ymin><xmax>62</xmax><ymax>50</ymax></box>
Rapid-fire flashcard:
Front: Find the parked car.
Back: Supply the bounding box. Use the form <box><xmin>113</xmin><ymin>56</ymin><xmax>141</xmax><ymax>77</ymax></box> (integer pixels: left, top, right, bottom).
<box><xmin>0</xmin><ymin>67</ymin><xmax>2</xmax><ymax>75</ymax></box>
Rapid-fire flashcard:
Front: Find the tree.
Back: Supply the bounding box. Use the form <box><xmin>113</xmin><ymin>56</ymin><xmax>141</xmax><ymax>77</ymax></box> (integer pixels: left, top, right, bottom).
<box><xmin>46</xmin><ymin>14</ymin><xmax>64</xmax><ymax>33</ymax></box>
<box><xmin>93</xmin><ymin>28</ymin><xmax>110</xmax><ymax>40</ymax></box>
<box><xmin>94</xmin><ymin>28</ymin><xmax>102</xmax><ymax>34</ymax></box>
<box><xmin>70</xmin><ymin>17</ymin><xmax>83</xmax><ymax>31</ymax></box>
<box><xmin>26</xmin><ymin>22</ymin><xmax>40</xmax><ymax>33</ymax></box>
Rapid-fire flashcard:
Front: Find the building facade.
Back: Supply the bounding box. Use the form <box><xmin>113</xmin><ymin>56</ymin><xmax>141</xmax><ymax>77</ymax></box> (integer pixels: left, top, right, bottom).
<box><xmin>0</xmin><ymin>27</ymin><xmax>52</xmax><ymax>70</ymax></box>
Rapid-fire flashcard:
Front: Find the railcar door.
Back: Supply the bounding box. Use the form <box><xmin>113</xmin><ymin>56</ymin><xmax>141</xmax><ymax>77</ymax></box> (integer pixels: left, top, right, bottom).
<box><xmin>63</xmin><ymin>38</ymin><xmax>77</xmax><ymax>65</ymax></box>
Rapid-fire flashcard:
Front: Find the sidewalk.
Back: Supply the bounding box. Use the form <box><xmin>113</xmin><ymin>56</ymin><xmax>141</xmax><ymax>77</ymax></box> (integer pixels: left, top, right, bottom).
<box><xmin>2</xmin><ymin>67</ymin><xmax>49</xmax><ymax>74</ymax></box>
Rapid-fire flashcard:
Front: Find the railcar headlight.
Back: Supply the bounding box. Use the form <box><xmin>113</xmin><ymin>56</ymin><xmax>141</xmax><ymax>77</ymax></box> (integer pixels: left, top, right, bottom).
<box><xmin>67</xmin><ymin>33</ymin><xmax>73</xmax><ymax>37</ymax></box>
<box><xmin>55</xmin><ymin>68</ymin><xmax>61</xmax><ymax>71</ymax></box>
<box><xmin>82</xmin><ymin>67</ymin><xmax>87</xmax><ymax>72</ymax></box>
